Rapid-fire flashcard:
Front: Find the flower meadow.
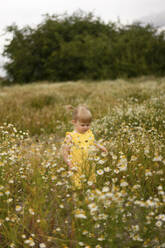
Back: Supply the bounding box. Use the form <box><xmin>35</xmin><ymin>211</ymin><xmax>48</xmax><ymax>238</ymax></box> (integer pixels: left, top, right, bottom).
<box><xmin>0</xmin><ymin>78</ymin><xmax>165</xmax><ymax>248</ymax></box>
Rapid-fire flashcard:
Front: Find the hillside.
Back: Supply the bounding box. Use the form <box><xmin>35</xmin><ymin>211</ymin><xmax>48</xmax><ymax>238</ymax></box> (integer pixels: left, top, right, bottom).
<box><xmin>0</xmin><ymin>77</ymin><xmax>165</xmax><ymax>247</ymax></box>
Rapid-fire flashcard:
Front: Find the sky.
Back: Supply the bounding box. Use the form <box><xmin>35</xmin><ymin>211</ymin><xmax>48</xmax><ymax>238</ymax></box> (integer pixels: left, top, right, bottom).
<box><xmin>0</xmin><ymin>0</ymin><xmax>165</xmax><ymax>76</ymax></box>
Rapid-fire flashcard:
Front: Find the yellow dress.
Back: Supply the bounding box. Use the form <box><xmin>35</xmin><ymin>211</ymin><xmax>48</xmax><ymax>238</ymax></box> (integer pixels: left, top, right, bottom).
<box><xmin>64</xmin><ymin>129</ymin><xmax>96</xmax><ymax>189</ymax></box>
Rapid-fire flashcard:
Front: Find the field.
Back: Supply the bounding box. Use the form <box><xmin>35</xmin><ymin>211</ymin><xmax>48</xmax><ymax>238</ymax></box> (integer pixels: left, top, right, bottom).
<box><xmin>0</xmin><ymin>77</ymin><xmax>165</xmax><ymax>248</ymax></box>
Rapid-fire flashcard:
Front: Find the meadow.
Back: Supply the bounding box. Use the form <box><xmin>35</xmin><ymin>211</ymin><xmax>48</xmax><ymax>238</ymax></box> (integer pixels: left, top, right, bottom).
<box><xmin>0</xmin><ymin>77</ymin><xmax>165</xmax><ymax>248</ymax></box>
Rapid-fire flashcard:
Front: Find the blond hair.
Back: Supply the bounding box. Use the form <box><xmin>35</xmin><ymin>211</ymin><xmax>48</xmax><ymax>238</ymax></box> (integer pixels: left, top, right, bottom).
<box><xmin>65</xmin><ymin>104</ymin><xmax>92</xmax><ymax>123</ymax></box>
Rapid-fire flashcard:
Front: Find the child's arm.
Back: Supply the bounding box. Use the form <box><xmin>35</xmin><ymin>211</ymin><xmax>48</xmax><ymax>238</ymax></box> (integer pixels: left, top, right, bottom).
<box><xmin>61</xmin><ymin>135</ymin><xmax>72</xmax><ymax>168</ymax></box>
<box><xmin>94</xmin><ymin>141</ymin><xmax>108</xmax><ymax>153</ymax></box>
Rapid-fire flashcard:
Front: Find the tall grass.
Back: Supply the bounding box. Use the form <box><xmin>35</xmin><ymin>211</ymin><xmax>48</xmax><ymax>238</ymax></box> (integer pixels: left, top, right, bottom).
<box><xmin>0</xmin><ymin>77</ymin><xmax>165</xmax><ymax>247</ymax></box>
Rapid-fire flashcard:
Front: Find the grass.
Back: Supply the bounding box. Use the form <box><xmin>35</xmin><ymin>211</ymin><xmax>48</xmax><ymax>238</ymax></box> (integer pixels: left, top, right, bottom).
<box><xmin>0</xmin><ymin>77</ymin><xmax>165</xmax><ymax>247</ymax></box>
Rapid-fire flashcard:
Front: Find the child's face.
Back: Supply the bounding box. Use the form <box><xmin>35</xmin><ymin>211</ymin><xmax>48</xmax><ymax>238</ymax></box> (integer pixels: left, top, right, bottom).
<box><xmin>73</xmin><ymin>120</ymin><xmax>91</xmax><ymax>134</ymax></box>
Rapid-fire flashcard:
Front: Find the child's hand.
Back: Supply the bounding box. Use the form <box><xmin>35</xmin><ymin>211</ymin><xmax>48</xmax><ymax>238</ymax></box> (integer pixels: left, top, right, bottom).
<box><xmin>67</xmin><ymin>160</ymin><xmax>72</xmax><ymax>168</ymax></box>
<box><xmin>95</xmin><ymin>142</ymin><xmax>108</xmax><ymax>154</ymax></box>
<box><xmin>101</xmin><ymin>147</ymin><xmax>108</xmax><ymax>154</ymax></box>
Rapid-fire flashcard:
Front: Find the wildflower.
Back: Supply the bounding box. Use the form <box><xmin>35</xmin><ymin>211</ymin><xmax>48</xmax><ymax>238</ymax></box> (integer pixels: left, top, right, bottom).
<box><xmin>104</xmin><ymin>167</ymin><xmax>111</xmax><ymax>172</ymax></box>
<box><xmin>24</xmin><ymin>238</ymin><xmax>35</xmax><ymax>247</ymax></box>
<box><xmin>94</xmin><ymin>223</ymin><xmax>100</xmax><ymax>228</ymax></box>
<box><xmin>130</xmin><ymin>233</ymin><xmax>143</xmax><ymax>241</ymax></box>
<box><xmin>10</xmin><ymin>243</ymin><xmax>15</xmax><ymax>248</ymax></box>
<box><xmin>15</xmin><ymin>205</ymin><xmax>22</xmax><ymax>212</ymax></box>
<box><xmin>29</xmin><ymin>208</ymin><xmax>35</xmax><ymax>215</ymax></box>
<box><xmin>155</xmin><ymin>221</ymin><xmax>162</xmax><ymax>227</ymax></box>
<box><xmin>153</xmin><ymin>154</ymin><xmax>162</xmax><ymax>161</ymax></box>
<box><xmin>47</xmin><ymin>236</ymin><xmax>53</xmax><ymax>242</ymax></box>
<box><xmin>5</xmin><ymin>190</ymin><xmax>10</xmax><ymax>196</ymax></box>
<box><xmin>156</xmin><ymin>170</ymin><xmax>163</xmax><ymax>175</ymax></box>
<box><xmin>131</xmin><ymin>225</ymin><xmax>139</xmax><ymax>232</ymax></box>
<box><xmin>118</xmin><ymin>155</ymin><xmax>127</xmax><ymax>166</ymax></box>
<box><xmin>144</xmin><ymin>147</ymin><xmax>149</xmax><ymax>154</ymax></box>
<box><xmin>88</xmin><ymin>203</ymin><xmax>98</xmax><ymax>213</ymax></box>
<box><xmin>0</xmin><ymin>162</ymin><xmax>4</xmax><ymax>167</ymax></box>
<box><xmin>118</xmin><ymin>164</ymin><xmax>127</xmax><ymax>171</ymax></box>
<box><xmin>97</xmin><ymin>169</ymin><xmax>104</xmax><ymax>175</ymax></box>
<box><xmin>56</xmin><ymin>227</ymin><xmax>61</xmax><ymax>232</ymax></box>
<box><xmin>120</xmin><ymin>180</ymin><xmax>128</xmax><ymax>187</ymax></box>
<box><xmin>51</xmin><ymin>176</ymin><xmax>56</xmax><ymax>181</ymax></box>
<box><xmin>39</xmin><ymin>243</ymin><xmax>46</xmax><ymax>248</ymax></box>
<box><xmin>87</xmin><ymin>181</ymin><xmax>93</xmax><ymax>186</ymax></box>
<box><xmin>56</xmin><ymin>181</ymin><xmax>63</xmax><ymax>186</ymax></box>
<box><xmin>98</xmin><ymin>159</ymin><xmax>106</xmax><ymax>165</ymax></box>
<box><xmin>98</xmin><ymin>213</ymin><xmax>108</xmax><ymax>220</ymax></box>
<box><xmin>114</xmin><ymin>169</ymin><xmax>119</xmax><ymax>174</ymax></box>
<box><xmin>145</xmin><ymin>199</ymin><xmax>156</xmax><ymax>207</ymax></box>
<box><xmin>145</xmin><ymin>169</ymin><xmax>152</xmax><ymax>177</ymax></box>
<box><xmin>82</xmin><ymin>230</ymin><xmax>88</xmax><ymax>235</ymax></box>
<box><xmin>74</xmin><ymin>209</ymin><xmax>87</xmax><ymax>219</ymax></box>
<box><xmin>132</xmin><ymin>184</ymin><xmax>140</xmax><ymax>190</ymax></box>
<box><xmin>102</xmin><ymin>186</ymin><xmax>110</xmax><ymax>192</ymax></box>
<box><xmin>156</xmin><ymin>214</ymin><xmax>165</xmax><ymax>222</ymax></box>
<box><xmin>98</xmin><ymin>235</ymin><xmax>105</xmax><ymax>241</ymax></box>
<box><xmin>9</xmin><ymin>179</ymin><xmax>14</xmax><ymax>184</ymax></box>
<box><xmin>78</xmin><ymin>242</ymin><xmax>85</xmax><ymax>246</ymax></box>
<box><xmin>101</xmin><ymin>152</ymin><xmax>108</xmax><ymax>157</ymax></box>
<box><xmin>158</xmin><ymin>185</ymin><xmax>163</xmax><ymax>190</ymax></box>
<box><xmin>131</xmin><ymin>155</ymin><xmax>137</xmax><ymax>161</ymax></box>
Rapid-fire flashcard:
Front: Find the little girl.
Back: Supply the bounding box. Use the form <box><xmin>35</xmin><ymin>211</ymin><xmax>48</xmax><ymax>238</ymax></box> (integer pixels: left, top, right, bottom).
<box><xmin>62</xmin><ymin>105</ymin><xmax>107</xmax><ymax>189</ymax></box>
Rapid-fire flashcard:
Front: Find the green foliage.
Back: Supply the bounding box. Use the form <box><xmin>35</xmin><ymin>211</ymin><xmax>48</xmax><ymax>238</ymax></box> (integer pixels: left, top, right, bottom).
<box><xmin>2</xmin><ymin>11</ymin><xmax>165</xmax><ymax>83</ymax></box>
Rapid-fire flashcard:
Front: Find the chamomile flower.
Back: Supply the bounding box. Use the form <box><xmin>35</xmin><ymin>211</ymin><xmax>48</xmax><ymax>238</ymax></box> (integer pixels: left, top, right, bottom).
<box><xmin>96</xmin><ymin>169</ymin><xmax>104</xmax><ymax>175</ymax></box>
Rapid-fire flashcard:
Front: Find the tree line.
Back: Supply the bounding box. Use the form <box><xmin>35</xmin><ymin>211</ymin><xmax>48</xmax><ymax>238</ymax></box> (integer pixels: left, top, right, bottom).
<box><xmin>3</xmin><ymin>11</ymin><xmax>165</xmax><ymax>84</ymax></box>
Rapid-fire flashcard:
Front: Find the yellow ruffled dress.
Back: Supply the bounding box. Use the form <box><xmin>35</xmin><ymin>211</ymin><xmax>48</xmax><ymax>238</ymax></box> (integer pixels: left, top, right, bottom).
<box><xmin>64</xmin><ymin>129</ymin><xmax>96</xmax><ymax>189</ymax></box>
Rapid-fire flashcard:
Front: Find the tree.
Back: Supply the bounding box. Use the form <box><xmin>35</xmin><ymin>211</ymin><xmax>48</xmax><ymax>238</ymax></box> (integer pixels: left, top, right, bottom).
<box><xmin>3</xmin><ymin>11</ymin><xmax>165</xmax><ymax>83</ymax></box>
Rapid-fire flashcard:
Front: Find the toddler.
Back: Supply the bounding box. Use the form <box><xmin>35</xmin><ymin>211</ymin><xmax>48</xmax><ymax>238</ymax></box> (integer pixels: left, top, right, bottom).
<box><xmin>61</xmin><ymin>105</ymin><xmax>107</xmax><ymax>189</ymax></box>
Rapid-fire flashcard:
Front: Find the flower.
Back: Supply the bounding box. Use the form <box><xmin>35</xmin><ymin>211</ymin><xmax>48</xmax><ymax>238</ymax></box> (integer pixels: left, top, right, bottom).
<box><xmin>102</xmin><ymin>186</ymin><xmax>110</xmax><ymax>192</ymax></box>
<box><xmin>118</xmin><ymin>164</ymin><xmax>127</xmax><ymax>171</ymax></box>
<box><xmin>15</xmin><ymin>205</ymin><xmax>22</xmax><ymax>212</ymax></box>
<box><xmin>39</xmin><ymin>243</ymin><xmax>46</xmax><ymax>248</ymax></box>
<box><xmin>87</xmin><ymin>181</ymin><xmax>93</xmax><ymax>186</ymax></box>
<box><xmin>97</xmin><ymin>169</ymin><xmax>104</xmax><ymax>175</ymax></box>
<box><xmin>78</xmin><ymin>242</ymin><xmax>85</xmax><ymax>246</ymax></box>
<box><xmin>98</xmin><ymin>159</ymin><xmax>106</xmax><ymax>165</ymax></box>
<box><xmin>120</xmin><ymin>180</ymin><xmax>128</xmax><ymax>187</ymax></box>
<box><xmin>155</xmin><ymin>220</ymin><xmax>162</xmax><ymax>227</ymax></box>
<box><xmin>104</xmin><ymin>167</ymin><xmax>111</xmax><ymax>172</ymax></box>
<box><xmin>156</xmin><ymin>214</ymin><xmax>165</xmax><ymax>222</ymax></box>
<box><xmin>145</xmin><ymin>169</ymin><xmax>152</xmax><ymax>177</ymax></box>
<box><xmin>88</xmin><ymin>203</ymin><xmax>98</xmax><ymax>212</ymax></box>
<box><xmin>5</xmin><ymin>190</ymin><xmax>10</xmax><ymax>196</ymax></box>
<box><xmin>29</xmin><ymin>208</ymin><xmax>35</xmax><ymax>215</ymax></box>
<box><xmin>153</xmin><ymin>154</ymin><xmax>162</xmax><ymax>161</ymax></box>
<box><xmin>9</xmin><ymin>243</ymin><xmax>15</xmax><ymax>248</ymax></box>
<box><xmin>98</xmin><ymin>235</ymin><xmax>105</xmax><ymax>241</ymax></box>
<box><xmin>24</xmin><ymin>238</ymin><xmax>35</xmax><ymax>247</ymax></box>
<box><xmin>74</xmin><ymin>209</ymin><xmax>87</xmax><ymax>219</ymax></box>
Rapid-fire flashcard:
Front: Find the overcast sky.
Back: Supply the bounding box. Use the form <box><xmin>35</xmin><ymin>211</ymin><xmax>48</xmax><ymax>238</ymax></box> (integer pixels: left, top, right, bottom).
<box><xmin>0</xmin><ymin>0</ymin><xmax>165</xmax><ymax>76</ymax></box>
